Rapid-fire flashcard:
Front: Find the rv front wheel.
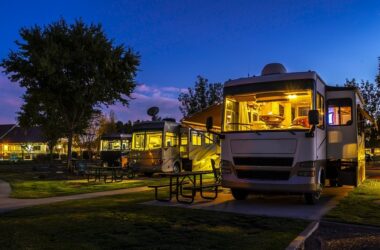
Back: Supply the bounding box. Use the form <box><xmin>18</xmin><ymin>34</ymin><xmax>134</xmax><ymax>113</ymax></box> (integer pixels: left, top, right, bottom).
<box><xmin>231</xmin><ymin>189</ymin><xmax>249</xmax><ymax>200</ymax></box>
<box><xmin>304</xmin><ymin>192</ymin><xmax>321</xmax><ymax>205</ymax></box>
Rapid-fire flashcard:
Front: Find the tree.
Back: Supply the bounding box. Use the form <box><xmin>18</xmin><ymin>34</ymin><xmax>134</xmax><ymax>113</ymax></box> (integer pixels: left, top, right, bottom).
<box><xmin>178</xmin><ymin>76</ymin><xmax>223</xmax><ymax>117</ymax></box>
<box><xmin>17</xmin><ymin>92</ymin><xmax>65</xmax><ymax>165</ymax></box>
<box><xmin>1</xmin><ymin>19</ymin><xmax>140</xmax><ymax>169</ymax></box>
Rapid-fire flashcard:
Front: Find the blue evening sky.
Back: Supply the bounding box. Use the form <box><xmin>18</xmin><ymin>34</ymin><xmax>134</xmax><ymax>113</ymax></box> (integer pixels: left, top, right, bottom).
<box><xmin>1</xmin><ymin>0</ymin><xmax>380</xmax><ymax>123</ymax></box>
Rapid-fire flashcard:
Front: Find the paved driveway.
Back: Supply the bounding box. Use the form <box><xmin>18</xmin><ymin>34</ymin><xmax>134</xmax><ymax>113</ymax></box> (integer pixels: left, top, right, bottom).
<box><xmin>144</xmin><ymin>186</ymin><xmax>353</xmax><ymax>220</ymax></box>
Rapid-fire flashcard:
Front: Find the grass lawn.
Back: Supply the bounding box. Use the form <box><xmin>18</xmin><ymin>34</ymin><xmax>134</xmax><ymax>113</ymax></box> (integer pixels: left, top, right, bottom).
<box><xmin>325</xmin><ymin>179</ymin><xmax>380</xmax><ymax>227</ymax></box>
<box><xmin>0</xmin><ymin>191</ymin><xmax>308</xmax><ymax>249</ymax></box>
<box><xmin>0</xmin><ymin>165</ymin><xmax>215</xmax><ymax>199</ymax></box>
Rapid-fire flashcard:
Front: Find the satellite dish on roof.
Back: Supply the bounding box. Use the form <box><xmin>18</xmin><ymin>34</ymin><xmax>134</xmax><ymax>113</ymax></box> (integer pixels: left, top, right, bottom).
<box><xmin>147</xmin><ymin>107</ymin><xmax>160</xmax><ymax>121</ymax></box>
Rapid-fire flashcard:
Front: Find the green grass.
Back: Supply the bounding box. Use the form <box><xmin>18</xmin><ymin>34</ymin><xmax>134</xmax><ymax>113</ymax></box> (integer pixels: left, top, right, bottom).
<box><xmin>0</xmin><ymin>165</ymin><xmax>216</xmax><ymax>199</ymax></box>
<box><xmin>325</xmin><ymin>179</ymin><xmax>380</xmax><ymax>226</ymax></box>
<box><xmin>0</xmin><ymin>191</ymin><xmax>308</xmax><ymax>249</ymax></box>
<box><xmin>8</xmin><ymin>179</ymin><xmax>152</xmax><ymax>198</ymax></box>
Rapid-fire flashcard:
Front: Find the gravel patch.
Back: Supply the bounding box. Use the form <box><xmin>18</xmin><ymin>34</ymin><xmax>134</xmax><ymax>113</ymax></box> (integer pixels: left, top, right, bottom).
<box><xmin>305</xmin><ymin>221</ymin><xmax>380</xmax><ymax>250</ymax></box>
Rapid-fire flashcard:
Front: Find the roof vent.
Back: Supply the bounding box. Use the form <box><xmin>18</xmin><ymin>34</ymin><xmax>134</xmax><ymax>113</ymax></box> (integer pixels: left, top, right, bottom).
<box><xmin>261</xmin><ymin>63</ymin><xmax>287</xmax><ymax>76</ymax></box>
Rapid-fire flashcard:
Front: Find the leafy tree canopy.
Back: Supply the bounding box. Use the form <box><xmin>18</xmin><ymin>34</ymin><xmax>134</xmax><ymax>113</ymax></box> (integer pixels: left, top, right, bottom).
<box><xmin>178</xmin><ymin>76</ymin><xmax>223</xmax><ymax>117</ymax></box>
<box><xmin>1</xmin><ymin>18</ymin><xmax>140</xmax><ymax>167</ymax></box>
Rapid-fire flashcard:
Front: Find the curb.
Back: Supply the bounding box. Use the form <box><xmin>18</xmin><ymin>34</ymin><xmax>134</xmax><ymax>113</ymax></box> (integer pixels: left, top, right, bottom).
<box><xmin>286</xmin><ymin>221</ymin><xmax>319</xmax><ymax>250</ymax></box>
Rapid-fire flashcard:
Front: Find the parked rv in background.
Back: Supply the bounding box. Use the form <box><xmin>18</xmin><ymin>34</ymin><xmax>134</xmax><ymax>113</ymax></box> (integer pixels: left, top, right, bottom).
<box><xmin>128</xmin><ymin>119</ymin><xmax>219</xmax><ymax>176</ymax></box>
<box><xmin>100</xmin><ymin>133</ymin><xmax>131</xmax><ymax>168</ymax></box>
<box><xmin>206</xmin><ymin>63</ymin><xmax>372</xmax><ymax>204</ymax></box>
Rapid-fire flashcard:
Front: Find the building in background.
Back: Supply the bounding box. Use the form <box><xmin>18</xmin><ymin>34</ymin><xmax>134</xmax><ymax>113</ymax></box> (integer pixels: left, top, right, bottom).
<box><xmin>0</xmin><ymin>124</ymin><xmax>79</xmax><ymax>161</ymax></box>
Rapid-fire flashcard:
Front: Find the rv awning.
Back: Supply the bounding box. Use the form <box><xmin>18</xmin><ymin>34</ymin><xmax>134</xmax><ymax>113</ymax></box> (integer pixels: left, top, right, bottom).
<box><xmin>358</xmin><ymin>106</ymin><xmax>377</xmax><ymax>130</ymax></box>
<box><xmin>181</xmin><ymin>104</ymin><xmax>222</xmax><ymax>132</ymax></box>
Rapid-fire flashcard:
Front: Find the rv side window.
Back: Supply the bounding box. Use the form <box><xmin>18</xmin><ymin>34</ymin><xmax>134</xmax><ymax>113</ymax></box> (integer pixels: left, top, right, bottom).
<box><xmin>317</xmin><ymin>93</ymin><xmax>325</xmax><ymax>129</ymax></box>
<box><xmin>132</xmin><ymin>133</ymin><xmax>145</xmax><ymax>150</ymax></box>
<box><xmin>165</xmin><ymin>132</ymin><xmax>178</xmax><ymax>147</ymax></box>
<box><xmin>204</xmin><ymin>132</ymin><xmax>213</xmax><ymax>144</ymax></box>
<box><xmin>327</xmin><ymin>98</ymin><xmax>352</xmax><ymax>126</ymax></box>
<box><xmin>191</xmin><ymin>131</ymin><xmax>202</xmax><ymax>146</ymax></box>
<box><xmin>146</xmin><ymin>132</ymin><xmax>162</xmax><ymax>149</ymax></box>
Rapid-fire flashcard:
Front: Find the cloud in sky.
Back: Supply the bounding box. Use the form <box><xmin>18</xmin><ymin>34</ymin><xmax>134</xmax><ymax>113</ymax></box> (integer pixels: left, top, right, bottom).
<box><xmin>0</xmin><ymin>74</ymin><xmax>185</xmax><ymax>124</ymax></box>
<box><xmin>105</xmin><ymin>83</ymin><xmax>186</xmax><ymax>122</ymax></box>
<box><xmin>0</xmin><ymin>73</ymin><xmax>24</xmax><ymax>124</ymax></box>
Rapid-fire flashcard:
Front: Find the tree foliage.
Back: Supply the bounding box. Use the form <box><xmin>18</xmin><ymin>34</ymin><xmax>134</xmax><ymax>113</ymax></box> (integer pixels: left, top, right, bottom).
<box><xmin>178</xmin><ymin>76</ymin><xmax>223</xmax><ymax>117</ymax></box>
<box><xmin>344</xmin><ymin>78</ymin><xmax>379</xmax><ymax>119</ymax></box>
<box><xmin>1</xmin><ymin>19</ymin><xmax>140</xmax><ymax>167</ymax></box>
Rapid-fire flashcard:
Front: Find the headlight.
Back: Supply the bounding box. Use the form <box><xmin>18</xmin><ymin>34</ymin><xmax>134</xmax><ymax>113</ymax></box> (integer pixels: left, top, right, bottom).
<box><xmin>221</xmin><ymin>160</ymin><xmax>233</xmax><ymax>174</ymax></box>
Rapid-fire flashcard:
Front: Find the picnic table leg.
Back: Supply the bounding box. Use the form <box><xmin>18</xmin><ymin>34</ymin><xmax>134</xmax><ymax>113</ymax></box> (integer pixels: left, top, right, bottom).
<box><xmin>199</xmin><ymin>174</ymin><xmax>219</xmax><ymax>200</ymax></box>
<box><xmin>155</xmin><ymin>176</ymin><xmax>173</xmax><ymax>202</ymax></box>
<box><xmin>176</xmin><ymin>175</ymin><xmax>195</xmax><ymax>204</ymax></box>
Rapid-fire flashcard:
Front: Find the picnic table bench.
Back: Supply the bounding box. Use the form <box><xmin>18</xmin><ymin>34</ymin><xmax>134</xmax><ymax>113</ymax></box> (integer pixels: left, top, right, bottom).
<box><xmin>149</xmin><ymin>170</ymin><xmax>220</xmax><ymax>204</ymax></box>
<box><xmin>86</xmin><ymin>166</ymin><xmax>124</xmax><ymax>183</ymax></box>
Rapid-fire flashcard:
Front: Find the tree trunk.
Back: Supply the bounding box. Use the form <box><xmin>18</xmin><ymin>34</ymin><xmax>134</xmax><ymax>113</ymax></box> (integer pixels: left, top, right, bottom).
<box><xmin>67</xmin><ymin>132</ymin><xmax>73</xmax><ymax>172</ymax></box>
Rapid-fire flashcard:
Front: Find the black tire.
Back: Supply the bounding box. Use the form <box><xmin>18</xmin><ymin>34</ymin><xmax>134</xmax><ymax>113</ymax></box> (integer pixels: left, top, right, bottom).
<box><xmin>304</xmin><ymin>192</ymin><xmax>321</xmax><ymax>205</ymax></box>
<box><xmin>231</xmin><ymin>189</ymin><xmax>249</xmax><ymax>200</ymax></box>
<box><xmin>329</xmin><ymin>179</ymin><xmax>338</xmax><ymax>187</ymax></box>
<box><xmin>173</xmin><ymin>163</ymin><xmax>180</xmax><ymax>174</ymax></box>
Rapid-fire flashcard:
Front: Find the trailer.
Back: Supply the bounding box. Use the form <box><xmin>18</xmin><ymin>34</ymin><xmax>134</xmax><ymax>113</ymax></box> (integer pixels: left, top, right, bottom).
<box><xmin>128</xmin><ymin>118</ymin><xmax>219</xmax><ymax>176</ymax></box>
<box><xmin>206</xmin><ymin>63</ymin><xmax>372</xmax><ymax>204</ymax></box>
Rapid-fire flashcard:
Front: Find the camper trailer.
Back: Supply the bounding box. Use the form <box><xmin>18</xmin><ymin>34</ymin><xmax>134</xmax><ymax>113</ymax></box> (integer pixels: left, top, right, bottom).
<box><xmin>213</xmin><ymin>63</ymin><xmax>370</xmax><ymax>204</ymax></box>
<box><xmin>128</xmin><ymin>119</ymin><xmax>219</xmax><ymax>176</ymax></box>
<box><xmin>100</xmin><ymin>133</ymin><xmax>131</xmax><ymax>168</ymax></box>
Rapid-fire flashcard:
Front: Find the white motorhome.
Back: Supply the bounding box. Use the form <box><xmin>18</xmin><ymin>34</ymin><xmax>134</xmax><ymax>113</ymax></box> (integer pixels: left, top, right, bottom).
<box><xmin>212</xmin><ymin>63</ymin><xmax>370</xmax><ymax>204</ymax></box>
<box><xmin>129</xmin><ymin>119</ymin><xmax>219</xmax><ymax>176</ymax></box>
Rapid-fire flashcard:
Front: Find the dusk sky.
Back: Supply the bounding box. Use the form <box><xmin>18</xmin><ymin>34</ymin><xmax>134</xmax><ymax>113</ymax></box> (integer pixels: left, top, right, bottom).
<box><xmin>1</xmin><ymin>0</ymin><xmax>380</xmax><ymax>123</ymax></box>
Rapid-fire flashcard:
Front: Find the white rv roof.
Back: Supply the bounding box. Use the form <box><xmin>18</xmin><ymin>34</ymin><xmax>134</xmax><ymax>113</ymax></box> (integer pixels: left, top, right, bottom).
<box><xmin>225</xmin><ymin>71</ymin><xmax>321</xmax><ymax>87</ymax></box>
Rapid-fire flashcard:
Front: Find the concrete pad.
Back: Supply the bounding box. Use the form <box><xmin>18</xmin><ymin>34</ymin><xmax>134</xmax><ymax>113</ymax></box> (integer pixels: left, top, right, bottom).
<box><xmin>143</xmin><ymin>186</ymin><xmax>353</xmax><ymax>220</ymax></box>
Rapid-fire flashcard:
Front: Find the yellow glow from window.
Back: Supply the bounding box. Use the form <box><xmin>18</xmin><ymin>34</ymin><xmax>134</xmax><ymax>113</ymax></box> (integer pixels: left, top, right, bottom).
<box><xmin>287</xmin><ymin>94</ymin><xmax>297</xmax><ymax>99</ymax></box>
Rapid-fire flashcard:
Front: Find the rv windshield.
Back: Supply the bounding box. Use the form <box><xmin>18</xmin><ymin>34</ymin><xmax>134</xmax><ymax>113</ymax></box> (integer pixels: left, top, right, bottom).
<box><xmin>132</xmin><ymin>131</ymin><xmax>162</xmax><ymax>150</ymax></box>
<box><xmin>223</xmin><ymin>89</ymin><xmax>313</xmax><ymax>132</ymax></box>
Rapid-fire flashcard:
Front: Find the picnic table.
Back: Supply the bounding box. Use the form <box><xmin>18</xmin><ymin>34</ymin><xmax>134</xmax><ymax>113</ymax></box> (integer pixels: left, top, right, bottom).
<box><xmin>87</xmin><ymin>166</ymin><xmax>124</xmax><ymax>183</ymax></box>
<box><xmin>148</xmin><ymin>170</ymin><xmax>221</xmax><ymax>204</ymax></box>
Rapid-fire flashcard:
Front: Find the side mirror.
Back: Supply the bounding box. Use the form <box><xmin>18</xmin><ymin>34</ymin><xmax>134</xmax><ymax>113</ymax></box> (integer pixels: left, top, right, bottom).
<box><xmin>206</xmin><ymin>116</ymin><xmax>213</xmax><ymax>131</ymax></box>
<box><xmin>308</xmin><ymin>110</ymin><xmax>319</xmax><ymax>125</ymax></box>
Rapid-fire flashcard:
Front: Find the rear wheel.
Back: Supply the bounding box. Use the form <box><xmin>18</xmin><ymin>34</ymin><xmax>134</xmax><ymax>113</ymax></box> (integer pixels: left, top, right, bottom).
<box><xmin>173</xmin><ymin>163</ymin><xmax>180</xmax><ymax>174</ymax></box>
<box><xmin>231</xmin><ymin>189</ymin><xmax>249</xmax><ymax>200</ymax></box>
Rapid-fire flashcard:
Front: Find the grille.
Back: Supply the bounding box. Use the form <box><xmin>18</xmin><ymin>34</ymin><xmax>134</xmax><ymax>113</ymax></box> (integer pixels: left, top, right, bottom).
<box><xmin>236</xmin><ymin>170</ymin><xmax>290</xmax><ymax>180</ymax></box>
<box><xmin>233</xmin><ymin>157</ymin><xmax>293</xmax><ymax>167</ymax></box>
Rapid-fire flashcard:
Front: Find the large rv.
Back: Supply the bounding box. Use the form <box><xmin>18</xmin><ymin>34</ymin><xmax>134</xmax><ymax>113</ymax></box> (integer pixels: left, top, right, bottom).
<box><xmin>100</xmin><ymin>133</ymin><xmax>131</xmax><ymax>168</ymax></box>
<box><xmin>209</xmin><ymin>63</ymin><xmax>371</xmax><ymax>204</ymax></box>
<box><xmin>129</xmin><ymin>119</ymin><xmax>219</xmax><ymax>176</ymax></box>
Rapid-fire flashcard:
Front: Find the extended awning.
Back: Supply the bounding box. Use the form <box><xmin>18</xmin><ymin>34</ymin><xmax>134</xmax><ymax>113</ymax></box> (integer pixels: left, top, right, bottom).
<box><xmin>357</xmin><ymin>105</ymin><xmax>377</xmax><ymax>130</ymax></box>
<box><xmin>181</xmin><ymin>104</ymin><xmax>222</xmax><ymax>132</ymax></box>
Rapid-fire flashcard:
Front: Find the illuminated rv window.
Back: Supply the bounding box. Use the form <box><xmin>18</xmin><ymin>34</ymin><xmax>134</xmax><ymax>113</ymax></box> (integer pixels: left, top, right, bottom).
<box><xmin>223</xmin><ymin>89</ymin><xmax>312</xmax><ymax>132</ymax></box>
<box><xmin>204</xmin><ymin>133</ymin><xmax>213</xmax><ymax>144</ymax></box>
<box><xmin>191</xmin><ymin>131</ymin><xmax>202</xmax><ymax>146</ymax></box>
<box><xmin>146</xmin><ymin>132</ymin><xmax>162</xmax><ymax>149</ymax></box>
<box><xmin>317</xmin><ymin>93</ymin><xmax>325</xmax><ymax>129</ymax></box>
<box><xmin>327</xmin><ymin>98</ymin><xmax>352</xmax><ymax>126</ymax></box>
<box><xmin>165</xmin><ymin>132</ymin><xmax>178</xmax><ymax>147</ymax></box>
<box><xmin>132</xmin><ymin>132</ymin><xmax>145</xmax><ymax>150</ymax></box>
